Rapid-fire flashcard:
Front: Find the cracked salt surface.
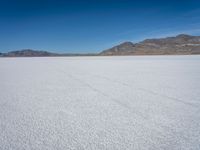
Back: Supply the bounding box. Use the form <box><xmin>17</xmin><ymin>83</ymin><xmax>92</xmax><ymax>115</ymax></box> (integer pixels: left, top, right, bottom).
<box><xmin>0</xmin><ymin>55</ymin><xmax>200</xmax><ymax>150</ymax></box>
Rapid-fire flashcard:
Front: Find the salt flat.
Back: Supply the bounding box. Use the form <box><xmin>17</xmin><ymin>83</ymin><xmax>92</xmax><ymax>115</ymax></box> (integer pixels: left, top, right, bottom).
<box><xmin>0</xmin><ymin>55</ymin><xmax>200</xmax><ymax>150</ymax></box>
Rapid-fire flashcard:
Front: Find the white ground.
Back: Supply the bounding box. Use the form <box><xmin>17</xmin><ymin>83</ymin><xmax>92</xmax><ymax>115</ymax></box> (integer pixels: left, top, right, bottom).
<box><xmin>0</xmin><ymin>55</ymin><xmax>200</xmax><ymax>150</ymax></box>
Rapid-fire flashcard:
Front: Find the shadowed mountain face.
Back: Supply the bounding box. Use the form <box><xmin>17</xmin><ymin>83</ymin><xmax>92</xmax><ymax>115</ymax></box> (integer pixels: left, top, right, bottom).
<box><xmin>100</xmin><ymin>34</ymin><xmax>200</xmax><ymax>55</ymax></box>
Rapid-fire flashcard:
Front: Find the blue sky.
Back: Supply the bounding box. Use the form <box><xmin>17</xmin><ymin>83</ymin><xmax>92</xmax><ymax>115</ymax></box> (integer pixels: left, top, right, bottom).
<box><xmin>0</xmin><ymin>0</ymin><xmax>200</xmax><ymax>53</ymax></box>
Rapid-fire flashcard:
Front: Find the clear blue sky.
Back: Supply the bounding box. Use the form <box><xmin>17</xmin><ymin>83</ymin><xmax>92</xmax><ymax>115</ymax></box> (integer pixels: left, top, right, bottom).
<box><xmin>0</xmin><ymin>0</ymin><xmax>200</xmax><ymax>53</ymax></box>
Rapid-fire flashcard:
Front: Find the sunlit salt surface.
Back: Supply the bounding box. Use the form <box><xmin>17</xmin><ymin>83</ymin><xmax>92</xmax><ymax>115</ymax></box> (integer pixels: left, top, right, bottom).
<box><xmin>0</xmin><ymin>55</ymin><xmax>200</xmax><ymax>150</ymax></box>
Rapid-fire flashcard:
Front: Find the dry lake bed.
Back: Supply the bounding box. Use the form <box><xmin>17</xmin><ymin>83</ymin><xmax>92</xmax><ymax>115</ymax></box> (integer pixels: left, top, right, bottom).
<box><xmin>0</xmin><ymin>55</ymin><xmax>200</xmax><ymax>150</ymax></box>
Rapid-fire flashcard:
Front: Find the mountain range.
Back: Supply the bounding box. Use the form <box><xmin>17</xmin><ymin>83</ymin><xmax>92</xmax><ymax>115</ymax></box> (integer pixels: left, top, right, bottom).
<box><xmin>100</xmin><ymin>34</ymin><xmax>200</xmax><ymax>55</ymax></box>
<box><xmin>1</xmin><ymin>34</ymin><xmax>200</xmax><ymax>57</ymax></box>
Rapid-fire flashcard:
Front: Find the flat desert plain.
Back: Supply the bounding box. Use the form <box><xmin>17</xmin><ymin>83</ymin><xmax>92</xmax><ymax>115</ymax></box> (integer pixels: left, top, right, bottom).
<box><xmin>0</xmin><ymin>55</ymin><xmax>200</xmax><ymax>150</ymax></box>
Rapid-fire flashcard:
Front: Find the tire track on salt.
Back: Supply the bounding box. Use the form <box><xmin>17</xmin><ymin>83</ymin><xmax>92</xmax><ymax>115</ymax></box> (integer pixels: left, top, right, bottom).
<box><xmin>92</xmin><ymin>74</ymin><xmax>199</xmax><ymax>108</ymax></box>
<box><xmin>53</xmin><ymin>65</ymin><xmax>191</xmax><ymax>144</ymax></box>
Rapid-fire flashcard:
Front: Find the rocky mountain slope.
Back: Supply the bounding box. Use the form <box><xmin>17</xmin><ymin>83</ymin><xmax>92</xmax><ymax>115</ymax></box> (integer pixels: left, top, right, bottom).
<box><xmin>100</xmin><ymin>34</ymin><xmax>200</xmax><ymax>55</ymax></box>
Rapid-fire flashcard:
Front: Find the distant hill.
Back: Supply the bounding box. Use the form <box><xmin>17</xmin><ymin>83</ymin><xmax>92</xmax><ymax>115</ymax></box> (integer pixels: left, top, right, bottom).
<box><xmin>100</xmin><ymin>34</ymin><xmax>200</xmax><ymax>55</ymax></box>
<box><xmin>1</xmin><ymin>49</ymin><xmax>59</xmax><ymax>57</ymax></box>
<box><xmin>0</xmin><ymin>49</ymin><xmax>97</xmax><ymax>57</ymax></box>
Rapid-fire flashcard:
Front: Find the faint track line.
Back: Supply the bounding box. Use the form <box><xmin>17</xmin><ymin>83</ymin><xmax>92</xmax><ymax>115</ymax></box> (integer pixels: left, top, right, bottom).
<box><xmin>92</xmin><ymin>74</ymin><xmax>199</xmax><ymax>108</ymax></box>
<box><xmin>51</xmin><ymin>65</ymin><xmax>149</xmax><ymax>120</ymax></box>
<box><xmin>66</xmin><ymin>73</ymin><xmax>148</xmax><ymax>120</ymax></box>
<box><xmin>51</xmin><ymin>64</ymin><xmax>199</xmax><ymax>145</ymax></box>
<box><xmin>79</xmin><ymin>74</ymin><xmax>196</xmax><ymax>143</ymax></box>
<box><xmin>52</xmin><ymin>65</ymin><xmax>192</xmax><ymax>143</ymax></box>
